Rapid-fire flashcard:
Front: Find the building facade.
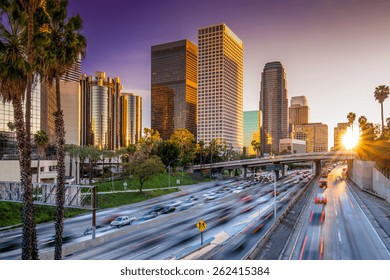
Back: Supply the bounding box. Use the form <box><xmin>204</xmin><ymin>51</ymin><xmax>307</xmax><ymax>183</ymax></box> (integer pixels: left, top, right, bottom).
<box><xmin>80</xmin><ymin>71</ymin><xmax>123</xmax><ymax>150</ymax></box>
<box><xmin>289</xmin><ymin>95</ymin><xmax>310</xmax><ymax>126</ymax></box>
<box><xmin>198</xmin><ymin>23</ymin><xmax>243</xmax><ymax>151</ymax></box>
<box><xmin>243</xmin><ymin>111</ymin><xmax>260</xmax><ymax>155</ymax></box>
<box><xmin>151</xmin><ymin>39</ymin><xmax>197</xmax><ymax>140</ymax></box>
<box><xmin>294</xmin><ymin>123</ymin><xmax>328</xmax><ymax>153</ymax></box>
<box><xmin>279</xmin><ymin>138</ymin><xmax>306</xmax><ymax>154</ymax></box>
<box><xmin>333</xmin><ymin>122</ymin><xmax>349</xmax><ymax>150</ymax></box>
<box><xmin>120</xmin><ymin>93</ymin><xmax>142</xmax><ymax>146</ymax></box>
<box><xmin>260</xmin><ymin>61</ymin><xmax>289</xmax><ymax>155</ymax></box>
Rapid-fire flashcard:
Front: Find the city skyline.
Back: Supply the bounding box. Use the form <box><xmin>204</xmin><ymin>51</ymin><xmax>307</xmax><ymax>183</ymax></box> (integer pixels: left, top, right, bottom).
<box><xmin>67</xmin><ymin>0</ymin><xmax>390</xmax><ymax>149</ymax></box>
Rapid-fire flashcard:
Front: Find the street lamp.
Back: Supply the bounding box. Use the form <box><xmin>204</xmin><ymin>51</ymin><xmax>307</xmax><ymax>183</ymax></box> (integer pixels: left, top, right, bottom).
<box><xmin>168</xmin><ymin>159</ymin><xmax>180</xmax><ymax>189</ymax></box>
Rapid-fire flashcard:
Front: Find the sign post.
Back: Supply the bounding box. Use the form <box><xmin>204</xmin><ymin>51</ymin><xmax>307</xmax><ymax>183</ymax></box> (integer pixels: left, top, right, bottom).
<box><xmin>196</xmin><ymin>219</ymin><xmax>207</xmax><ymax>245</ymax></box>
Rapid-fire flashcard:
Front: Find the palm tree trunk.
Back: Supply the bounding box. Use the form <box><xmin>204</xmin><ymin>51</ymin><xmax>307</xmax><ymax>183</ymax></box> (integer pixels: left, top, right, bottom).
<box><xmin>54</xmin><ymin>75</ymin><xmax>66</xmax><ymax>260</ymax></box>
<box><xmin>13</xmin><ymin>96</ymin><xmax>38</xmax><ymax>260</ymax></box>
<box><xmin>381</xmin><ymin>102</ymin><xmax>385</xmax><ymax>136</ymax></box>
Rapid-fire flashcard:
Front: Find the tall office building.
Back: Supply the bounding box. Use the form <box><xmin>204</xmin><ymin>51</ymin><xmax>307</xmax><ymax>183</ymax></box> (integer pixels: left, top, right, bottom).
<box><xmin>80</xmin><ymin>71</ymin><xmax>123</xmax><ymax>150</ymax></box>
<box><xmin>243</xmin><ymin>111</ymin><xmax>260</xmax><ymax>155</ymax></box>
<box><xmin>289</xmin><ymin>96</ymin><xmax>310</xmax><ymax>126</ymax></box>
<box><xmin>151</xmin><ymin>39</ymin><xmax>197</xmax><ymax>140</ymax></box>
<box><xmin>198</xmin><ymin>23</ymin><xmax>243</xmax><ymax>151</ymax></box>
<box><xmin>41</xmin><ymin>57</ymin><xmax>82</xmax><ymax>145</ymax></box>
<box><xmin>120</xmin><ymin>93</ymin><xmax>142</xmax><ymax>146</ymax></box>
<box><xmin>333</xmin><ymin>122</ymin><xmax>349</xmax><ymax>150</ymax></box>
<box><xmin>294</xmin><ymin>123</ymin><xmax>328</xmax><ymax>153</ymax></box>
<box><xmin>259</xmin><ymin>61</ymin><xmax>288</xmax><ymax>155</ymax></box>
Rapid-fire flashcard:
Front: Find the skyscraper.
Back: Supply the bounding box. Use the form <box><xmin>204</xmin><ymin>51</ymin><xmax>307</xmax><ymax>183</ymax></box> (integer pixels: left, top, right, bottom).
<box><xmin>198</xmin><ymin>23</ymin><xmax>243</xmax><ymax>151</ymax></box>
<box><xmin>289</xmin><ymin>96</ymin><xmax>310</xmax><ymax>126</ymax></box>
<box><xmin>151</xmin><ymin>39</ymin><xmax>197</xmax><ymax>140</ymax></box>
<box><xmin>120</xmin><ymin>93</ymin><xmax>142</xmax><ymax>146</ymax></box>
<box><xmin>333</xmin><ymin>122</ymin><xmax>349</xmax><ymax>150</ymax></box>
<box><xmin>259</xmin><ymin>61</ymin><xmax>288</xmax><ymax>155</ymax></box>
<box><xmin>243</xmin><ymin>111</ymin><xmax>260</xmax><ymax>155</ymax></box>
<box><xmin>80</xmin><ymin>71</ymin><xmax>122</xmax><ymax>149</ymax></box>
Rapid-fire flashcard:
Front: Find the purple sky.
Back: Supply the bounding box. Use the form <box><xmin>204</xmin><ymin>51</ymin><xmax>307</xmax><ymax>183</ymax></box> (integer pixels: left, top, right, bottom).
<box><xmin>68</xmin><ymin>0</ymin><xmax>390</xmax><ymax>149</ymax></box>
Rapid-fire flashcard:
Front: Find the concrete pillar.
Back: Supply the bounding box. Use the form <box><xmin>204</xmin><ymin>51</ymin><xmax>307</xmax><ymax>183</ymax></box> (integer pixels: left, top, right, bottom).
<box><xmin>242</xmin><ymin>165</ymin><xmax>248</xmax><ymax>179</ymax></box>
<box><xmin>315</xmin><ymin>160</ymin><xmax>321</xmax><ymax>176</ymax></box>
<box><xmin>216</xmin><ymin>167</ymin><xmax>224</xmax><ymax>179</ymax></box>
<box><xmin>228</xmin><ymin>169</ymin><xmax>234</xmax><ymax>177</ymax></box>
<box><xmin>281</xmin><ymin>164</ymin><xmax>287</xmax><ymax>177</ymax></box>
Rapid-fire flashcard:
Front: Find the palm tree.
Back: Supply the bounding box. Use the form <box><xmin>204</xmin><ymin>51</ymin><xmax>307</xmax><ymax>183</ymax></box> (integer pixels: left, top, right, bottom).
<box><xmin>0</xmin><ymin>1</ymin><xmax>39</xmax><ymax>260</ymax></box>
<box><xmin>65</xmin><ymin>144</ymin><xmax>79</xmax><ymax>179</ymax></box>
<box><xmin>39</xmin><ymin>0</ymin><xmax>86</xmax><ymax>260</ymax></box>
<box><xmin>34</xmin><ymin>130</ymin><xmax>49</xmax><ymax>183</ymax></box>
<box><xmin>347</xmin><ymin>112</ymin><xmax>356</xmax><ymax>128</ymax></box>
<box><xmin>85</xmin><ymin>146</ymin><xmax>101</xmax><ymax>185</ymax></box>
<box><xmin>374</xmin><ymin>85</ymin><xmax>390</xmax><ymax>136</ymax></box>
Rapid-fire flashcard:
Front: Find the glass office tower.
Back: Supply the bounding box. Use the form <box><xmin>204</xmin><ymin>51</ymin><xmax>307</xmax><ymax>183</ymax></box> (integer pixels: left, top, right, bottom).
<box><xmin>151</xmin><ymin>39</ymin><xmax>197</xmax><ymax>140</ymax></box>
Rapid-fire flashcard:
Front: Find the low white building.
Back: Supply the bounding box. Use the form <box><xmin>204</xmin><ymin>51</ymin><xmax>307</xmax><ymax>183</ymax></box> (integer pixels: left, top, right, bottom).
<box><xmin>279</xmin><ymin>138</ymin><xmax>306</xmax><ymax>154</ymax></box>
<box><xmin>0</xmin><ymin>159</ymin><xmax>58</xmax><ymax>183</ymax></box>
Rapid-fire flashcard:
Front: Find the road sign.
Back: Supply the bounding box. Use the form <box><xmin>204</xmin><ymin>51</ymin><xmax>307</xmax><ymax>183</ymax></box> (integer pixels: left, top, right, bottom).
<box><xmin>196</xmin><ymin>219</ymin><xmax>207</xmax><ymax>232</ymax></box>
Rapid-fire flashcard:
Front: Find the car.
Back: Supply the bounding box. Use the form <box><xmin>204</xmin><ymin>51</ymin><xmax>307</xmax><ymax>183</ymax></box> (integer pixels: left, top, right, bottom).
<box><xmin>186</xmin><ymin>195</ymin><xmax>198</xmax><ymax>202</ymax></box>
<box><xmin>110</xmin><ymin>216</ymin><xmax>136</xmax><ymax>227</ymax></box>
<box><xmin>139</xmin><ymin>211</ymin><xmax>158</xmax><ymax>221</ymax></box>
<box><xmin>177</xmin><ymin>201</ymin><xmax>196</xmax><ymax>211</ymax></box>
<box><xmin>101</xmin><ymin>214</ymin><xmax>121</xmax><ymax>225</ymax></box>
<box><xmin>319</xmin><ymin>178</ymin><xmax>327</xmax><ymax>188</ymax></box>
<box><xmin>314</xmin><ymin>193</ymin><xmax>327</xmax><ymax>204</ymax></box>
<box><xmin>309</xmin><ymin>204</ymin><xmax>325</xmax><ymax>225</ymax></box>
<box><xmin>240</xmin><ymin>195</ymin><xmax>253</xmax><ymax>203</ymax></box>
<box><xmin>0</xmin><ymin>236</ymin><xmax>21</xmax><ymax>252</ymax></box>
<box><xmin>167</xmin><ymin>200</ymin><xmax>182</xmax><ymax>207</ymax></box>
<box><xmin>144</xmin><ymin>205</ymin><xmax>164</xmax><ymax>216</ymax></box>
<box><xmin>42</xmin><ymin>231</ymin><xmax>77</xmax><ymax>247</ymax></box>
<box><xmin>65</xmin><ymin>176</ymin><xmax>76</xmax><ymax>184</ymax></box>
<box><xmin>160</xmin><ymin>206</ymin><xmax>176</xmax><ymax>214</ymax></box>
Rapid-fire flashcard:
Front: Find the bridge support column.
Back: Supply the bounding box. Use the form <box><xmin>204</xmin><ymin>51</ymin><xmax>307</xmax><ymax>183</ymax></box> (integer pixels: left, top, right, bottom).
<box><xmin>281</xmin><ymin>164</ymin><xmax>287</xmax><ymax>177</ymax></box>
<box><xmin>315</xmin><ymin>160</ymin><xmax>321</xmax><ymax>176</ymax></box>
<box><xmin>228</xmin><ymin>169</ymin><xmax>234</xmax><ymax>177</ymax></box>
<box><xmin>242</xmin><ymin>165</ymin><xmax>248</xmax><ymax>179</ymax></box>
<box><xmin>215</xmin><ymin>167</ymin><xmax>224</xmax><ymax>179</ymax></box>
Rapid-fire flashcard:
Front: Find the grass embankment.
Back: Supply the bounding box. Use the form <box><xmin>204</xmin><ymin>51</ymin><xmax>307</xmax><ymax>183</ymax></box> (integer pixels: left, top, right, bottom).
<box><xmin>0</xmin><ymin>172</ymin><xmax>204</xmax><ymax>228</ymax></box>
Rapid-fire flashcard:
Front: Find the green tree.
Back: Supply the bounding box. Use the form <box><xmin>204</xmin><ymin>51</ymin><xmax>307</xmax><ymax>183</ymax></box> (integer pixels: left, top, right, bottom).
<box><xmin>0</xmin><ymin>1</ymin><xmax>39</xmax><ymax>259</ymax></box>
<box><xmin>156</xmin><ymin>140</ymin><xmax>180</xmax><ymax>167</ymax></box>
<box><xmin>139</xmin><ymin>128</ymin><xmax>161</xmax><ymax>158</ymax></box>
<box><xmin>170</xmin><ymin>128</ymin><xmax>195</xmax><ymax>164</ymax></box>
<box><xmin>251</xmin><ymin>140</ymin><xmax>261</xmax><ymax>158</ymax></box>
<box><xmin>374</xmin><ymin>85</ymin><xmax>389</xmax><ymax>136</ymax></box>
<box><xmin>34</xmin><ymin>129</ymin><xmax>49</xmax><ymax>183</ymax></box>
<box><xmin>39</xmin><ymin>0</ymin><xmax>86</xmax><ymax>260</ymax></box>
<box><xmin>129</xmin><ymin>155</ymin><xmax>165</xmax><ymax>194</ymax></box>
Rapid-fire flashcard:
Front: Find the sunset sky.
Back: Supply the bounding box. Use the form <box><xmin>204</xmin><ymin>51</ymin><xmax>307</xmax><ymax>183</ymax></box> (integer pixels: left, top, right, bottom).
<box><xmin>68</xmin><ymin>0</ymin><xmax>390</xmax><ymax>149</ymax></box>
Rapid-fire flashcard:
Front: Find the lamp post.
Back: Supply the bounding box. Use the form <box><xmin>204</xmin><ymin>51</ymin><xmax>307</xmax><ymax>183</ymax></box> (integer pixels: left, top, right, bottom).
<box><xmin>168</xmin><ymin>159</ymin><xmax>180</xmax><ymax>189</ymax></box>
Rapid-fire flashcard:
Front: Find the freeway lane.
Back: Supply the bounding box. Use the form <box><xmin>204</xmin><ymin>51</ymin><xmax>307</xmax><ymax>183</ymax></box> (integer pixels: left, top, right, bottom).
<box><xmin>294</xmin><ymin>166</ymin><xmax>390</xmax><ymax>260</ymax></box>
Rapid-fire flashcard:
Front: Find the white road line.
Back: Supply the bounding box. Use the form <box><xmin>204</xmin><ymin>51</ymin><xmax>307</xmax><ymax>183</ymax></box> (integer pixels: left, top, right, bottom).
<box><xmin>338</xmin><ymin>231</ymin><xmax>342</xmax><ymax>243</ymax></box>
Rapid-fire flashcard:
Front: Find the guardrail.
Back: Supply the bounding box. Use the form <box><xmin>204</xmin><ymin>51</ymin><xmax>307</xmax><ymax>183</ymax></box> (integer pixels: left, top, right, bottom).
<box><xmin>243</xmin><ymin>175</ymin><xmax>316</xmax><ymax>260</ymax></box>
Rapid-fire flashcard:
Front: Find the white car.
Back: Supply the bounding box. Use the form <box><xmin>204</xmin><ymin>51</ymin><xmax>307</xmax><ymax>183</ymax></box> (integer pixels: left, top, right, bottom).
<box><xmin>110</xmin><ymin>216</ymin><xmax>136</xmax><ymax>227</ymax></box>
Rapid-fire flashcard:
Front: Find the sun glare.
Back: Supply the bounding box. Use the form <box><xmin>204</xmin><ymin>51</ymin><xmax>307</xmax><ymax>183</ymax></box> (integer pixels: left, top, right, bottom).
<box><xmin>342</xmin><ymin>127</ymin><xmax>360</xmax><ymax>150</ymax></box>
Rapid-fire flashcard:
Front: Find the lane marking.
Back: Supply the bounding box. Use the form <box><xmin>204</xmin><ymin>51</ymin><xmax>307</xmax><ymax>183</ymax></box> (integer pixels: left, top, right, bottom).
<box><xmin>338</xmin><ymin>231</ymin><xmax>342</xmax><ymax>243</ymax></box>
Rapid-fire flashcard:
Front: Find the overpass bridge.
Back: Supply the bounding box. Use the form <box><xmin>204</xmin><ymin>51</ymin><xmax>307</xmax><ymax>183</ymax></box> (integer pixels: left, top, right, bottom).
<box><xmin>191</xmin><ymin>151</ymin><xmax>356</xmax><ymax>179</ymax></box>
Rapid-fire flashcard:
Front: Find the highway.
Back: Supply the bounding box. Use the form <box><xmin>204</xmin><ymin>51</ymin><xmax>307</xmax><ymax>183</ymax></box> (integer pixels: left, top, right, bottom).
<box><xmin>0</xmin><ymin>171</ymin><xmax>309</xmax><ymax>260</ymax></box>
<box><xmin>287</xmin><ymin>166</ymin><xmax>390</xmax><ymax>260</ymax></box>
<box><xmin>1</xmin><ymin>166</ymin><xmax>389</xmax><ymax>260</ymax></box>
